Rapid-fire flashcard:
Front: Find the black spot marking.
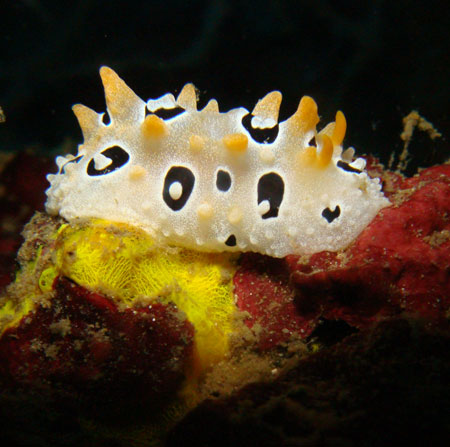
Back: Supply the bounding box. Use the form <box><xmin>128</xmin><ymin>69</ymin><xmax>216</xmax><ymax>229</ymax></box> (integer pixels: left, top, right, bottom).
<box><xmin>60</xmin><ymin>155</ymin><xmax>83</xmax><ymax>174</ymax></box>
<box><xmin>257</xmin><ymin>172</ymin><xmax>284</xmax><ymax>219</ymax></box>
<box><xmin>149</xmin><ymin>106</ymin><xmax>185</xmax><ymax>120</ymax></box>
<box><xmin>225</xmin><ymin>234</ymin><xmax>237</xmax><ymax>247</ymax></box>
<box><xmin>163</xmin><ymin>166</ymin><xmax>195</xmax><ymax>211</ymax></box>
<box><xmin>337</xmin><ymin>160</ymin><xmax>362</xmax><ymax>174</ymax></box>
<box><xmin>102</xmin><ymin>112</ymin><xmax>111</xmax><ymax>125</ymax></box>
<box><xmin>87</xmin><ymin>146</ymin><xmax>130</xmax><ymax>176</ymax></box>
<box><xmin>216</xmin><ymin>170</ymin><xmax>232</xmax><ymax>192</ymax></box>
<box><xmin>322</xmin><ymin>206</ymin><xmax>341</xmax><ymax>223</ymax></box>
<box><xmin>241</xmin><ymin>113</ymin><xmax>279</xmax><ymax>144</ymax></box>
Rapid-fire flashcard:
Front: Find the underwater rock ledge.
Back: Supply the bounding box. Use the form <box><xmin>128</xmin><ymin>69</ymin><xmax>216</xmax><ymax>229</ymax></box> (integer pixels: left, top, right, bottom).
<box><xmin>0</xmin><ymin>151</ymin><xmax>449</xmax><ymax>446</ymax></box>
<box><xmin>167</xmin><ymin>318</ymin><xmax>450</xmax><ymax>447</ymax></box>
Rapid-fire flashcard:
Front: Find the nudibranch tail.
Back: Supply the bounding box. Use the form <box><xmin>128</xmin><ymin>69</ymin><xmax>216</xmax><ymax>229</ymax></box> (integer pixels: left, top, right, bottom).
<box><xmin>45</xmin><ymin>66</ymin><xmax>390</xmax><ymax>258</ymax></box>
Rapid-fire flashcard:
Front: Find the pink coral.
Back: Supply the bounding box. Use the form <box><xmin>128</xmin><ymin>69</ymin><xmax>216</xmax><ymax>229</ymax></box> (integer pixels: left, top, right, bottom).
<box><xmin>234</xmin><ymin>164</ymin><xmax>450</xmax><ymax>348</ymax></box>
<box><xmin>0</xmin><ymin>277</ymin><xmax>194</xmax><ymax>401</ymax></box>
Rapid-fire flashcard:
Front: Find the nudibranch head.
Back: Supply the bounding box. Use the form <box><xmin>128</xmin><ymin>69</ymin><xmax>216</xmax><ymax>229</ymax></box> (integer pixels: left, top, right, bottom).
<box><xmin>45</xmin><ymin>67</ymin><xmax>389</xmax><ymax>257</ymax></box>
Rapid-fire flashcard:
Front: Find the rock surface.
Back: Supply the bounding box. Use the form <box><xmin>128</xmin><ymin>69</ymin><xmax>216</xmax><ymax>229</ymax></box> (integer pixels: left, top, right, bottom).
<box><xmin>0</xmin><ymin>152</ymin><xmax>448</xmax><ymax>446</ymax></box>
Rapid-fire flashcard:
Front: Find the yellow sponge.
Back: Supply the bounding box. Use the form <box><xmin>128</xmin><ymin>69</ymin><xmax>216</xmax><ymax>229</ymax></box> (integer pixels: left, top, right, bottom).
<box><xmin>47</xmin><ymin>220</ymin><xmax>238</xmax><ymax>370</ymax></box>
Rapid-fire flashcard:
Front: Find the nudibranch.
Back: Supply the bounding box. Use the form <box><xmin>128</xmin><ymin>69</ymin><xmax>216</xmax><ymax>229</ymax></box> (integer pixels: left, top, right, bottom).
<box><xmin>45</xmin><ymin>67</ymin><xmax>389</xmax><ymax>257</ymax></box>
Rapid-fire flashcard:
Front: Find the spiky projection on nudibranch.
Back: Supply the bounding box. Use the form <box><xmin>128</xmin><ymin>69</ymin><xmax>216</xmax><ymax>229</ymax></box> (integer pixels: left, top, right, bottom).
<box><xmin>45</xmin><ymin>67</ymin><xmax>389</xmax><ymax>257</ymax></box>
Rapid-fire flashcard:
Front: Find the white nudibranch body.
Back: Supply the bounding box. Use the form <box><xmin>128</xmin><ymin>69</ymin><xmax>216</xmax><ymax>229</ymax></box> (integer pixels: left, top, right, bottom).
<box><xmin>45</xmin><ymin>67</ymin><xmax>390</xmax><ymax>257</ymax></box>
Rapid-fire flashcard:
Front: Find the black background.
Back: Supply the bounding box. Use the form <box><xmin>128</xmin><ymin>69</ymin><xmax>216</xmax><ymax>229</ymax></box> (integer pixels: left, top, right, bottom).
<box><xmin>1</xmin><ymin>0</ymin><xmax>449</xmax><ymax>175</ymax></box>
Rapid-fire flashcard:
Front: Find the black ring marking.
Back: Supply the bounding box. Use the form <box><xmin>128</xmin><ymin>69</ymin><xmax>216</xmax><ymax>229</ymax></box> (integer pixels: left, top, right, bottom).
<box><xmin>257</xmin><ymin>172</ymin><xmax>284</xmax><ymax>219</ymax></box>
<box><xmin>87</xmin><ymin>146</ymin><xmax>130</xmax><ymax>176</ymax></box>
<box><xmin>322</xmin><ymin>206</ymin><xmax>341</xmax><ymax>223</ymax></box>
<box><xmin>337</xmin><ymin>160</ymin><xmax>362</xmax><ymax>174</ymax></box>
<box><xmin>216</xmin><ymin>170</ymin><xmax>232</xmax><ymax>192</ymax></box>
<box><xmin>241</xmin><ymin>113</ymin><xmax>279</xmax><ymax>144</ymax></box>
<box><xmin>163</xmin><ymin>166</ymin><xmax>195</xmax><ymax>211</ymax></box>
<box><xmin>225</xmin><ymin>234</ymin><xmax>237</xmax><ymax>247</ymax></box>
<box><xmin>149</xmin><ymin>106</ymin><xmax>185</xmax><ymax>120</ymax></box>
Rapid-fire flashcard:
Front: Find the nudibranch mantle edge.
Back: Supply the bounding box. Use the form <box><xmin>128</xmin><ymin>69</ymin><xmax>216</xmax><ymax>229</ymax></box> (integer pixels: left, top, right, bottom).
<box><xmin>45</xmin><ymin>67</ymin><xmax>390</xmax><ymax>257</ymax></box>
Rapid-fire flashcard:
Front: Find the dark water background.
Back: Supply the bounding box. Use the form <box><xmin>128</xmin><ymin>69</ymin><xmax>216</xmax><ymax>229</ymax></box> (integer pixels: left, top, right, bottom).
<box><xmin>1</xmin><ymin>0</ymin><xmax>449</xmax><ymax>175</ymax></box>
